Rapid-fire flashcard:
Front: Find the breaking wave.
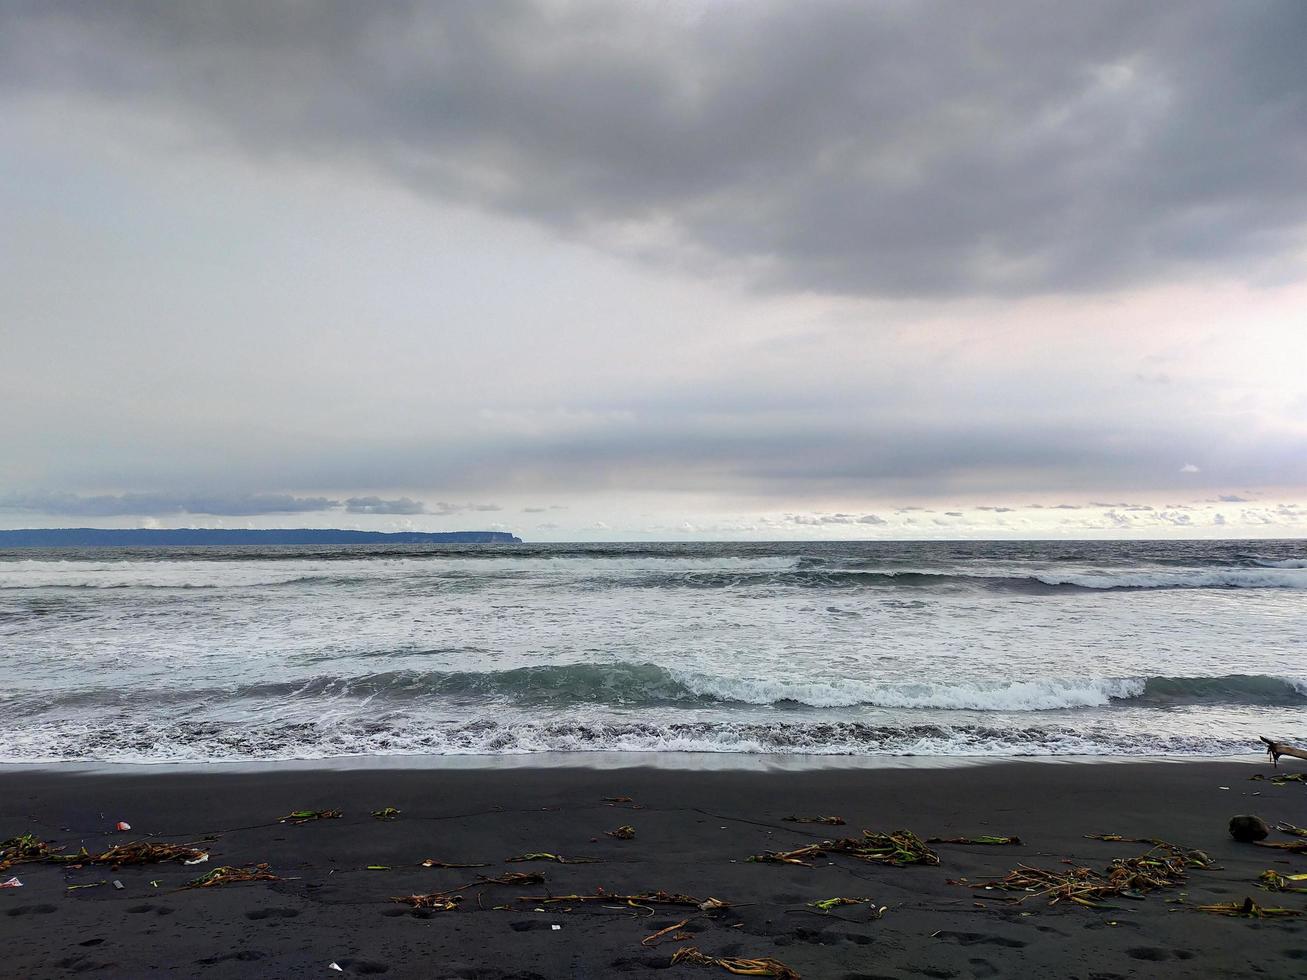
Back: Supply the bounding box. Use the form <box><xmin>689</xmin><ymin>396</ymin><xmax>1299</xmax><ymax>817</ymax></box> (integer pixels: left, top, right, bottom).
<box><xmin>13</xmin><ymin>666</ymin><xmax>1306</xmax><ymax>714</ymax></box>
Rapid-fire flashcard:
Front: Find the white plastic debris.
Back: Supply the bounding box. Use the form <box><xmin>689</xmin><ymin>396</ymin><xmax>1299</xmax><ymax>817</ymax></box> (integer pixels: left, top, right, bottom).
<box><xmin>551</xmin><ymin>924</ymin><xmax>561</xmax><ymax>931</ymax></box>
<box><xmin>112</xmin><ymin>880</ymin><xmax>124</xmax><ymax>890</ymax></box>
<box><xmin>115</xmin><ymin>821</ymin><xmax>131</xmax><ymax>831</ymax></box>
<box><xmin>0</xmin><ymin>877</ymin><xmax>22</xmax><ymax>889</ymax></box>
<box><xmin>184</xmin><ymin>853</ymin><xmax>210</xmax><ymax>866</ymax></box>
<box><xmin>328</xmin><ymin>963</ymin><xmax>343</xmax><ymax>972</ymax></box>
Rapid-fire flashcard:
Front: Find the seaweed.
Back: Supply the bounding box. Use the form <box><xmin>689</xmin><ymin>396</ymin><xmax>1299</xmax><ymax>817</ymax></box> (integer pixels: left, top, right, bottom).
<box><xmin>391</xmin><ymin>871</ymin><xmax>545</xmax><ymax>911</ymax></box>
<box><xmin>371</xmin><ymin>807</ymin><xmax>401</xmax><ymax>821</ymax></box>
<box><xmin>670</xmin><ymin>945</ymin><xmax>800</xmax><ymax>979</ymax></box>
<box><xmin>1253</xmin><ymin>840</ymin><xmax>1307</xmax><ymax>854</ymax></box>
<box><xmin>280</xmin><ymin>809</ymin><xmax>342</xmax><ymax>824</ymax></box>
<box><xmin>506</xmin><ymin>852</ymin><xmax>598</xmax><ymax>864</ymax></box>
<box><xmin>184</xmin><ymin>863</ymin><xmax>280</xmax><ymax>889</ymax></box>
<box><xmin>782</xmin><ymin>816</ymin><xmax>844</xmax><ymax>826</ymax></box>
<box><xmin>1274</xmin><ymin>822</ymin><xmax>1307</xmax><ymax>838</ymax></box>
<box><xmin>606</xmin><ymin>825</ymin><xmax>637</xmax><ymax>840</ymax></box>
<box><xmin>927</xmin><ymin>836</ymin><xmax>1021</xmax><ymax>846</ymax></box>
<box><xmin>749</xmin><ymin>829</ymin><xmax>938</xmax><ymax>868</ymax></box>
<box><xmin>1196</xmin><ymin>897</ymin><xmax>1306</xmax><ymax>918</ymax></box>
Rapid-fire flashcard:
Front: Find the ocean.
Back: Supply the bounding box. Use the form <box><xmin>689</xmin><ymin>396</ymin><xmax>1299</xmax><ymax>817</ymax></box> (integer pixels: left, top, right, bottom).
<box><xmin>1</xmin><ymin>540</ymin><xmax>1303</xmax><ymax>764</ymax></box>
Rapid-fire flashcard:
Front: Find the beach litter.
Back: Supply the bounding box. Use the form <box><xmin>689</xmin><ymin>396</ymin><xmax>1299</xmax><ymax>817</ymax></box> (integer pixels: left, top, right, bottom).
<box><xmin>748</xmin><ymin>829</ymin><xmax>939</xmax><ymax>867</ymax></box>
<box><xmin>0</xmin><ymin>877</ymin><xmax>22</xmax><ymax>888</ymax></box>
<box><xmin>67</xmin><ymin>881</ymin><xmax>107</xmax><ymax>891</ymax></box>
<box><xmin>371</xmin><ymin>807</ymin><xmax>401</xmax><ymax>821</ymax></box>
<box><xmin>115</xmin><ymin>822</ymin><xmax>131</xmax><ymax>832</ymax></box>
<box><xmin>1197</xmin><ymin>897</ymin><xmax>1306</xmax><ymax>918</ymax></box>
<box><xmin>606</xmin><ymin>825</ymin><xmax>636</xmax><ymax>839</ymax></box>
<box><xmin>184</xmin><ymin>863</ymin><xmax>280</xmax><ymax>889</ymax></box>
<box><xmin>970</xmin><ymin>842</ymin><xmax>1212</xmax><ymax>909</ymax></box>
<box><xmin>927</xmin><ymin>835</ymin><xmax>1022</xmax><ymax>846</ymax></box>
<box><xmin>279</xmin><ymin>809</ymin><xmax>342</xmax><ymax>825</ymax></box>
<box><xmin>782</xmin><ymin>815</ymin><xmax>844</xmax><ymax>826</ymax></box>
<box><xmin>670</xmin><ymin>945</ymin><xmax>800</xmax><ymax>979</ymax></box>
<box><xmin>506</xmin><ymin>852</ymin><xmax>599</xmax><ymax>864</ymax></box>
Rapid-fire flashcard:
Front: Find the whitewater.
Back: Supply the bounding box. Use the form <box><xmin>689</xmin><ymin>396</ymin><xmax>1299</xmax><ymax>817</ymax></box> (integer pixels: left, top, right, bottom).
<box><xmin>1</xmin><ymin>539</ymin><xmax>1304</xmax><ymax>763</ymax></box>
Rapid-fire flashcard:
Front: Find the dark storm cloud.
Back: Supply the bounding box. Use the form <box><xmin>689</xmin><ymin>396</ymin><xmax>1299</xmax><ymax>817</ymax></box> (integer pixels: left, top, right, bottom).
<box><xmin>2</xmin><ymin>0</ymin><xmax>1303</xmax><ymax>297</ymax></box>
<box><xmin>0</xmin><ymin>491</ymin><xmax>337</xmax><ymax>516</ymax></box>
<box><xmin>343</xmin><ymin>496</ymin><xmax>427</xmax><ymax>515</ymax></box>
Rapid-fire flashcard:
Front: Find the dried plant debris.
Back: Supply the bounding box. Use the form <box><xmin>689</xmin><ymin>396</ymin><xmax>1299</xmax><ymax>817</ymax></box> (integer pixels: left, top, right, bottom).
<box><xmin>184</xmin><ymin>864</ymin><xmax>280</xmax><ymax>889</ymax></box>
<box><xmin>66</xmin><ymin>881</ymin><xmax>107</xmax><ymax>891</ymax></box>
<box><xmin>808</xmin><ymin>897</ymin><xmax>885</xmax><ymax>917</ymax></box>
<box><xmin>927</xmin><ymin>835</ymin><xmax>1022</xmax><ymax>846</ymax></box>
<box><xmin>606</xmin><ymin>825</ymin><xmax>637</xmax><ymax>840</ymax></box>
<box><xmin>371</xmin><ymin>807</ymin><xmax>401</xmax><ymax>821</ymax></box>
<box><xmin>1250</xmin><ymin>772</ymin><xmax>1307</xmax><ymax>785</ymax></box>
<box><xmin>973</xmin><ymin>842</ymin><xmax>1211</xmax><ymax>909</ymax></box>
<box><xmin>519</xmin><ymin>889</ymin><xmax>714</xmax><ymax>909</ymax></box>
<box><xmin>603</xmin><ymin>796</ymin><xmax>635</xmax><ymax>803</ymax></box>
<box><xmin>1254</xmin><ymin>840</ymin><xmax>1307</xmax><ymax>854</ymax></box>
<box><xmin>280</xmin><ymin>809</ymin><xmax>342</xmax><ymax>824</ymax></box>
<box><xmin>393</xmin><ymin>892</ymin><xmax>465</xmax><ymax>911</ymax></box>
<box><xmin>1275</xmin><ymin>822</ymin><xmax>1307</xmax><ymax>838</ymax></box>
<box><xmin>671</xmin><ymin>945</ymin><xmax>801</xmax><ymax>979</ymax></box>
<box><xmin>642</xmin><ymin>919</ymin><xmax>691</xmax><ymax>946</ymax></box>
<box><xmin>782</xmin><ymin>815</ymin><xmax>845</xmax><ymax>826</ymax></box>
<box><xmin>506</xmin><ymin>852</ymin><xmax>598</xmax><ymax>864</ymax></box>
<box><xmin>94</xmin><ymin>842</ymin><xmax>209</xmax><ymax>866</ymax></box>
<box><xmin>749</xmin><ymin>829</ymin><xmax>938</xmax><ymax>868</ymax></box>
<box><xmin>1259</xmin><ymin>870</ymin><xmax>1307</xmax><ymax>894</ymax></box>
<box><xmin>420</xmin><ymin>858</ymin><xmax>491</xmax><ymax>868</ymax></box>
<box><xmin>1197</xmin><ymin>897</ymin><xmax>1306</xmax><ymax>918</ymax></box>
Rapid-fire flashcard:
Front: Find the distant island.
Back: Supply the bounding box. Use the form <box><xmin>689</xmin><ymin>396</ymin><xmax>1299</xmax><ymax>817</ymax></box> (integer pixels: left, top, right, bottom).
<box><xmin>0</xmin><ymin>528</ymin><xmax>522</xmax><ymax>547</ymax></box>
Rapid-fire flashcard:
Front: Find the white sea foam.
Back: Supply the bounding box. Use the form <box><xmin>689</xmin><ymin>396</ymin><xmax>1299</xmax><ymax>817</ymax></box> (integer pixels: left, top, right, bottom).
<box><xmin>1032</xmin><ymin>568</ymin><xmax>1307</xmax><ymax>589</ymax></box>
<box><xmin>672</xmin><ymin>671</ymin><xmax>1146</xmax><ymax>710</ymax></box>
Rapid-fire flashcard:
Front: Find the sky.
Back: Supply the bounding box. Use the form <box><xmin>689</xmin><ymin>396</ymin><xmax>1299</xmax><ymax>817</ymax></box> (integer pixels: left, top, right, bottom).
<box><xmin>1</xmin><ymin>0</ymin><xmax>1305</xmax><ymax>541</ymax></box>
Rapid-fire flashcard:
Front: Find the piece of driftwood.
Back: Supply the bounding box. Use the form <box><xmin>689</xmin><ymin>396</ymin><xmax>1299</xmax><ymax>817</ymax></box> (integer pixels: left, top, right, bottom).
<box><xmin>1260</xmin><ymin>737</ymin><xmax>1307</xmax><ymax>767</ymax></box>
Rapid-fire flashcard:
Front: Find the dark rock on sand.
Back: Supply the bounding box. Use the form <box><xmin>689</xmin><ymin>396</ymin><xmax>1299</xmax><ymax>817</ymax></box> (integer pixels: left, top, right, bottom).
<box><xmin>1229</xmin><ymin>814</ymin><xmax>1270</xmax><ymax>841</ymax></box>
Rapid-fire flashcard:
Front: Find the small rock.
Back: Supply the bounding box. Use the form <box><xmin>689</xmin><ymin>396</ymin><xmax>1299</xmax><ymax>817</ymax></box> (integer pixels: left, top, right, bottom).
<box><xmin>1229</xmin><ymin>814</ymin><xmax>1269</xmax><ymax>842</ymax></box>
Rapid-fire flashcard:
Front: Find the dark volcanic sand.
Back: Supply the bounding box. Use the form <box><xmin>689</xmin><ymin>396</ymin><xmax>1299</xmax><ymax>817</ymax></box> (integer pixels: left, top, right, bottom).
<box><xmin>3</xmin><ymin>760</ymin><xmax>1307</xmax><ymax>978</ymax></box>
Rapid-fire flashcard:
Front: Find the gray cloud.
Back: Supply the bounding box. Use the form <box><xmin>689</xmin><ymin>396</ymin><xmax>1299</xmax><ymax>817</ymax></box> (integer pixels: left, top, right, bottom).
<box><xmin>431</xmin><ymin>501</ymin><xmax>502</xmax><ymax>515</ymax></box>
<box><xmin>343</xmin><ymin>495</ymin><xmax>426</xmax><ymax>515</ymax></box>
<box><xmin>0</xmin><ymin>490</ymin><xmax>336</xmax><ymax>517</ymax></box>
<box><xmin>2</xmin><ymin>1</ymin><xmax>1303</xmax><ymax>298</ymax></box>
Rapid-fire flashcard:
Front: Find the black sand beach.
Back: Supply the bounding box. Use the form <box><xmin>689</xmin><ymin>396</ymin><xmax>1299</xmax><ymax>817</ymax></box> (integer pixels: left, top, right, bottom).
<box><xmin>3</xmin><ymin>759</ymin><xmax>1306</xmax><ymax>978</ymax></box>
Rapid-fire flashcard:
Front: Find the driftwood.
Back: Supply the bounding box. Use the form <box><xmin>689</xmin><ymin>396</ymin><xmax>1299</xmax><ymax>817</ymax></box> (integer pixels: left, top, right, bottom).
<box><xmin>1260</xmin><ymin>737</ymin><xmax>1307</xmax><ymax>768</ymax></box>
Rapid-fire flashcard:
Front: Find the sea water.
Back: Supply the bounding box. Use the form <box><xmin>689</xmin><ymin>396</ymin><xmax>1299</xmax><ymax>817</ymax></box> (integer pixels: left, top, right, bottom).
<box><xmin>1</xmin><ymin>540</ymin><xmax>1303</xmax><ymax>763</ymax></box>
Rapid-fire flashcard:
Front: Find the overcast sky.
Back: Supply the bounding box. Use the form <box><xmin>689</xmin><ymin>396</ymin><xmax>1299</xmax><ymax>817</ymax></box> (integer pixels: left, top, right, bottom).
<box><xmin>2</xmin><ymin>0</ymin><xmax>1305</xmax><ymax>540</ymax></box>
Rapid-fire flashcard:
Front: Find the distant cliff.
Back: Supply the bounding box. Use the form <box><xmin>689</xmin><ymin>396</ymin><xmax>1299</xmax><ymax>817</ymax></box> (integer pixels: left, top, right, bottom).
<box><xmin>0</xmin><ymin>528</ymin><xmax>522</xmax><ymax>547</ymax></box>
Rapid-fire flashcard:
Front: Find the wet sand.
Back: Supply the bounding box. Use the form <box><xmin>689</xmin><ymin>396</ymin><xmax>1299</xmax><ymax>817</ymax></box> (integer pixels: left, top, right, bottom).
<box><xmin>3</xmin><ymin>759</ymin><xmax>1306</xmax><ymax>978</ymax></box>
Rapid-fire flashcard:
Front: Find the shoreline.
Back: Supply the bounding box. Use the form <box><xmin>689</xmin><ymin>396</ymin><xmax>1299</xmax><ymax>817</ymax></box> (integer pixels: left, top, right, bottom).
<box><xmin>4</xmin><ymin>758</ymin><xmax>1306</xmax><ymax>977</ymax></box>
<box><xmin>0</xmin><ymin>751</ymin><xmax>1272</xmax><ymax>777</ymax></box>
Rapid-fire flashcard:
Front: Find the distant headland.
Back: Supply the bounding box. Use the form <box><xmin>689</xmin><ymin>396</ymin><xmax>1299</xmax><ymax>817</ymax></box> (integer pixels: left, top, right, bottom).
<box><xmin>0</xmin><ymin>528</ymin><xmax>522</xmax><ymax>547</ymax></box>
